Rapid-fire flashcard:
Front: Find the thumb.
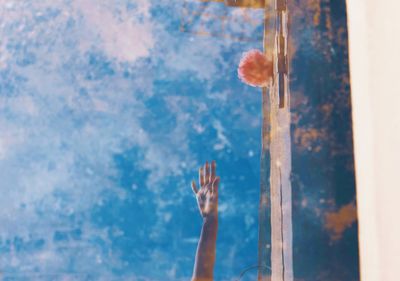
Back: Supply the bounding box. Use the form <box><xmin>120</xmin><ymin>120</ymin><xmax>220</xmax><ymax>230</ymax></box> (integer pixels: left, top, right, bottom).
<box><xmin>191</xmin><ymin>180</ymin><xmax>198</xmax><ymax>195</ymax></box>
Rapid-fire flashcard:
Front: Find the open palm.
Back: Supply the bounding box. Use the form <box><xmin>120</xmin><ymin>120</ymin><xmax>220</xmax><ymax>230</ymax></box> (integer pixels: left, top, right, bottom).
<box><xmin>191</xmin><ymin>161</ymin><xmax>220</xmax><ymax>218</ymax></box>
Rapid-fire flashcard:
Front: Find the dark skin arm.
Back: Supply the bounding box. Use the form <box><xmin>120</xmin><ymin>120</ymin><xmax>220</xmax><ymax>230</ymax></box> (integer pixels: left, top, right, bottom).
<box><xmin>191</xmin><ymin>160</ymin><xmax>220</xmax><ymax>281</ymax></box>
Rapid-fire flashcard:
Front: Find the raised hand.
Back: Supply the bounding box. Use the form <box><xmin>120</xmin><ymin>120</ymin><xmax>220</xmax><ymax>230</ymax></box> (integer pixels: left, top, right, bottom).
<box><xmin>191</xmin><ymin>161</ymin><xmax>220</xmax><ymax>219</ymax></box>
<box><xmin>191</xmin><ymin>160</ymin><xmax>220</xmax><ymax>281</ymax></box>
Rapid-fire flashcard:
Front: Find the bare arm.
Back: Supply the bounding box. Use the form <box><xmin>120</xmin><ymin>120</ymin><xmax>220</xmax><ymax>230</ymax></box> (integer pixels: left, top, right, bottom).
<box><xmin>191</xmin><ymin>161</ymin><xmax>220</xmax><ymax>281</ymax></box>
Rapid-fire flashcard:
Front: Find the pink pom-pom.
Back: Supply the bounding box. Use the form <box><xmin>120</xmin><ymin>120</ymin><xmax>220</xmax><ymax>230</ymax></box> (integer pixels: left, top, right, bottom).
<box><xmin>238</xmin><ymin>49</ymin><xmax>273</xmax><ymax>87</ymax></box>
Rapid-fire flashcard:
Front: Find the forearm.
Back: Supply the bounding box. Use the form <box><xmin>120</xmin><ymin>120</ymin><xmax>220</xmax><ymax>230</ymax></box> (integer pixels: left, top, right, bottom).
<box><xmin>192</xmin><ymin>216</ymin><xmax>218</xmax><ymax>281</ymax></box>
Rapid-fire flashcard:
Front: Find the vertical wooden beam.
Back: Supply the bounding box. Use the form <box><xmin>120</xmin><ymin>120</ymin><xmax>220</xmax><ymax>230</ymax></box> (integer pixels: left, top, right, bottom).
<box><xmin>269</xmin><ymin>0</ymin><xmax>293</xmax><ymax>280</ymax></box>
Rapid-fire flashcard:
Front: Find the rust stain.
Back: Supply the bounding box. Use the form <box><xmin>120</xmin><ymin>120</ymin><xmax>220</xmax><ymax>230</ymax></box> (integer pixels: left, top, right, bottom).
<box><xmin>293</xmin><ymin>127</ymin><xmax>327</xmax><ymax>152</ymax></box>
<box><xmin>322</xmin><ymin>0</ymin><xmax>333</xmax><ymax>40</ymax></box>
<box><xmin>313</xmin><ymin>0</ymin><xmax>321</xmax><ymax>26</ymax></box>
<box><xmin>319</xmin><ymin>103</ymin><xmax>333</xmax><ymax>120</ymax></box>
<box><xmin>324</xmin><ymin>202</ymin><xmax>357</xmax><ymax>242</ymax></box>
<box><xmin>301</xmin><ymin>0</ymin><xmax>322</xmax><ymax>26</ymax></box>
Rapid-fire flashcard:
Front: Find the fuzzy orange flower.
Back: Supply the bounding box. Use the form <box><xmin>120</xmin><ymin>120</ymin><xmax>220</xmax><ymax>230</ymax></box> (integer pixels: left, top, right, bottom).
<box><xmin>238</xmin><ymin>49</ymin><xmax>273</xmax><ymax>87</ymax></box>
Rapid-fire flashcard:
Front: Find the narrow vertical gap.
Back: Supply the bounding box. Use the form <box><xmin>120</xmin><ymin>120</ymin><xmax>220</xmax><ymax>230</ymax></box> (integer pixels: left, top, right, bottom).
<box><xmin>279</xmin><ymin>167</ymin><xmax>285</xmax><ymax>281</ymax></box>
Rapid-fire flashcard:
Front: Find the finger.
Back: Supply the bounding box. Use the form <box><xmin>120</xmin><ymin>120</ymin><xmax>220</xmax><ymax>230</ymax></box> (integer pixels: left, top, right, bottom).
<box><xmin>191</xmin><ymin>181</ymin><xmax>198</xmax><ymax>194</ymax></box>
<box><xmin>204</xmin><ymin>161</ymin><xmax>210</xmax><ymax>185</ymax></box>
<box><xmin>199</xmin><ymin>167</ymin><xmax>205</xmax><ymax>187</ymax></box>
<box><xmin>210</xmin><ymin>160</ymin><xmax>216</xmax><ymax>182</ymax></box>
<box><xmin>211</xmin><ymin>176</ymin><xmax>220</xmax><ymax>196</ymax></box>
